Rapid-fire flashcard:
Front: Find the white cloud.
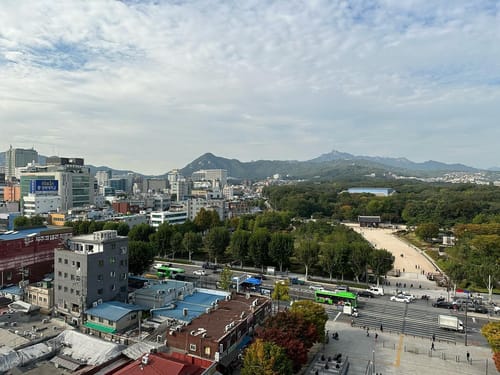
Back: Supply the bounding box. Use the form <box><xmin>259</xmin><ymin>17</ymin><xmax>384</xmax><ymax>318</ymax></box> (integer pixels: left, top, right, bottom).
<box><xmin>0</xmin><ymin>0</ymin><xmax>499</xmax><ymax>174</ymax></box>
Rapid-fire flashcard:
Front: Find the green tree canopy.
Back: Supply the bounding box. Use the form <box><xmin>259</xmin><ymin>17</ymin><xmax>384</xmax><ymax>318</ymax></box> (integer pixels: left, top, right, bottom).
<box><xmin>204</xmin><ymin>226</ymin><xmax>230</xmax><ymax>263</ymax></box>
<box><xmin>182</xmin><ymin>231</ymin><xmax>202</xmax><ymax>262</ymax></box>
<box><xmin>295</xmin><ymin>237</ymin><xmax>320</xmax><ymax>280</ymax></box>
<box><xmin>229</xmin><ymin>229</ymin><xmax>251</xmax><ymax>266</ymax></box>
<box><xmin>128</xmin><ymin>241</ymin><xmax>154</xmax><ymax>275</ymax></box>
<box><xmin>269</xmin><ymin>232</ymin><xmax>294</xmax><ymax>272</ymax></box>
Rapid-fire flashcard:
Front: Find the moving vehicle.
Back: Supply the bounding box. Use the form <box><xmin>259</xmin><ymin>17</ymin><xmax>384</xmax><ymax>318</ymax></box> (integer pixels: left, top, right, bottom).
<box><xmin>156</xmin><ymin>266</ymin><xmax>185</xmax><ymax>279</ymax></box>
<box><xmin>314</xmin><ymin>290</ymin><xmax>358</xmax><ymax>308</ymax></box>
<box><xmin>432</xmin><ymin>300</ymin><xmax>453</xmax><ymax>309</ymax></box>
<box><xmin>309</xmin><ymin>285</ymin><xmax>325</xmax><ymax>291</ymax></box>
<box><xmin>289</xmin><ymin>277</ymin><xmax>305</xmax><ymax>285</ymax></box>
<box><xmin>368</xmin><ymin>286</ymin><xmax>384</xmax><ymax>296</ymax></box>
<box><xmin>193</xmin><ymin>269</ymin><xmax>206</xmax><ymax>276</ymax></box>
<box><xmin>202</xmin><ymin>262</ymin><xmax>220</xmax><ymax>270</ymax></box>
<box><xmin>492</xmin><ymin>303</ymin><xmax>500</xmax><ymax>314</ymax></box>
<box><xmin>357</xmin><ymin>290</ymin><xmax>375</xmax><ymax>298</ymax></box>
<box><xmin>390</xmin><ymin>295</ymin><xmax>411</xmax><ymax>303</ymax></box>
<box><xmin>438</xmin><ymin>315</ymin><xmax>464</xmax><ymax>332</ymax></box>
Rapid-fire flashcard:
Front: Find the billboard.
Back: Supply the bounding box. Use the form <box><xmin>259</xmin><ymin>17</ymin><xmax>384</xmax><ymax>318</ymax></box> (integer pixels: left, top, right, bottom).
<box><xmin>30</xmin><ymin>179</ymin><xmax>59</xmax><ymax>194</ymax></box>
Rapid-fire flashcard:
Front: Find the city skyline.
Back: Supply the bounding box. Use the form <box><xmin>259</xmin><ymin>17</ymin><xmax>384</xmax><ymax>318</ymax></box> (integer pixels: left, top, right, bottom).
<box><xmin>1</xmin><ymin>1</ymin><xmax>499</xmax><ymax>174</ymax></box>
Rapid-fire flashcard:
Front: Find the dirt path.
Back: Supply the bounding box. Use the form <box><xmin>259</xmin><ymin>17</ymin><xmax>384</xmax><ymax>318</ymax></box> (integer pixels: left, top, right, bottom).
<box><xmin>348</xmin><ymin>225</ymin><xmax>438</xmax><ymax>286</ymax></box>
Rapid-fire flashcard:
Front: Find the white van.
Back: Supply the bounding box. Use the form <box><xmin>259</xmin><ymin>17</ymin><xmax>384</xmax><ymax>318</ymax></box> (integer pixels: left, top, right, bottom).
<box><xmin>368</xmin><ymin>286</ymin><xmax>385</xmax><ymax>296</ymax></box>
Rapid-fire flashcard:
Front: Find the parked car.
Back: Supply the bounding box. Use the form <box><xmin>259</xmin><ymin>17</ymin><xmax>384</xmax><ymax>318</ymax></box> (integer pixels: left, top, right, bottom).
<box><xmin>357</xmin><ymin>290</ymin><xmax>375</xmax><ymax>298</ymax></box>
<box><xmin>390</xmin><ymin>295</ymin><xmax>411</xmax><ymax>303</ymax></box>
<box><xmin>432</xmin><ymin>301</ymin><xmax>453</xmax><ymax>309</ymax></box>
<box><xmin>202</xmin><ymin>262</ymin><xmax>219</xmax><ymax>270</ymax></box>
<box><xmin>336</xmin><ymin>285</ymin><xmax>350</xmax><ymax>292</ymax></box>
<box><xmin>193</xmin><ymin>269</ymin><xmax>206</xmax><ymax>276</ymax></box>
<box><xmin>309</xmin><ymin>285</ymin><xmax>325</xmax><ymax>291</ymax></box>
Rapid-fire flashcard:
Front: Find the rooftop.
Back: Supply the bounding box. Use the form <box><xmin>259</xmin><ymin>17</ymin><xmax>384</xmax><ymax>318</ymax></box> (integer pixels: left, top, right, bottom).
<box><xmin>85</xmin><ymin>301</ymin><xmax>144</xmax><ymax>321</ymax></box>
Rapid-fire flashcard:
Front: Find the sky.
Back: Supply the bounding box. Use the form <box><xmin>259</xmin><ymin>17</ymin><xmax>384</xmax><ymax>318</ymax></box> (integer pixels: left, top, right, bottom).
<box><xmin>1</xmin><ymin>0</ymin><xmax>499</xmax><ymax>175</ymax></box>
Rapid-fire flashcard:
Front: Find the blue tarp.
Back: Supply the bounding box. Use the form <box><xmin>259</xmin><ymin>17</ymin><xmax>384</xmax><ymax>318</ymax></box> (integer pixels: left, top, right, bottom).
<box><xmin>244</xmin><ymin>277</ymin><xmax>262</xmax><ymax>285</ymax></box>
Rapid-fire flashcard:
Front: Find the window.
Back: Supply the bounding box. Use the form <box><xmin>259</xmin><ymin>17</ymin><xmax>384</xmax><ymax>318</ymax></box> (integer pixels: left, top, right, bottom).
<box><xmin>97</xmin><ymin>288</ymin><xmax>103</xmax><ymax>295</ymax></box>
<box><xmin>70</xmin><ymin>288</ymin><xmax>74</xmax><ymax>294</ymax></box>
<box><xmin>110</xmin><ymin>271</ymin><xmax>116</xmax><ymax>278</ymax></box>
<box><xmin>204</xmin><ymin>346</ymin><xmax>211</xmax><ymax>356</ymax></box>
<box><xmin>71</xmin><ymin>275</ymin><xmax>75</xmax><ymax>281</ymax></box>
<box><xmin>58</xmin><ymin>258</ymin><xmax>62</xmax><ymax>263</ymax></box>
<box><xmin>189</xmin><ymin>344</ymin><xmax>196</xmax><ymax>352</ymax></box>
<box><xmin>98</xmin><ymin>274</ymin><xmax>103</xmax><ymax>281</ymax></box>
<box><xmin>99</xmin><ymin>317</ymin><xmax>104</xmax><ymax>323</ymax></box>
<box><xmin>64</xmin><ymin>287</ymin><xmax>68</xmax><ymax>292</ymax></box>
<box><xmin>64</xmin><ymin>273</ymin><xmax>68</xmax><ymax>278</ymax></box>
<box><xmin>76</xmin><ymin>290</ymin><xmax>80</xmax><ymax>296</ymax></box>
<box><xmin>58</xmin><ymin>271</ymin><xmax>62</xmax><ymax>277</ymax></box>
<box><xmin>6</xmin><ymin>272</ymin><xmax>12</xmax><ymax>281</ymax></box>
<box><xmin>58</xmin><ymin>285</ymin><xmax>62</xmax><ymax>290</ymax></box>
<box><xmin>64</xmin><ymin>259</ymin><xmax>68</xmax><ymax>264</ymax></box>
<box><xmin>72</xmin><ymin>260</ymin><xmax>75</xmax><ymax>266</ymax></box>
<box><xmin>110</xmin><ymin>284</ymin><xmax>116</xmax><ymax>291</ymax></box>
<box><xmin>76</xmin><ymin>261</ymin><xmax>81</xmax><ymax>268</ymax></box>
<box><xmin>120</xmin><ymin>273</ymin><xmax>126</xmax><ymax>280</ymax></box>
<box><xmin>98</xmin><ymin>260</ymin><xmax>104</xmax><ymax>267</ymax></box>
<box><xmin>109</xmin><ymin>257</ymin><xmax>116</xmax><ymax>264</ymax></box>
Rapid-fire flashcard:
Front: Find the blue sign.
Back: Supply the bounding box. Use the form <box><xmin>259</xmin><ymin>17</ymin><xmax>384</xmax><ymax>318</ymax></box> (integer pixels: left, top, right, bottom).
<box><xmin>30</xmin><ymin>179</ymin><xmax>59</xmax><ymax>194</ymax></box>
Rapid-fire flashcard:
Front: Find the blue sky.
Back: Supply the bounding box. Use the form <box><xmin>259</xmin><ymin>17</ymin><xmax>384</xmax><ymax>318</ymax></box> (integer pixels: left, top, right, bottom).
<box><xmin>0</xmin><ymin>0</ymin><xmax>499</xmax><ymax>174</ymax></box>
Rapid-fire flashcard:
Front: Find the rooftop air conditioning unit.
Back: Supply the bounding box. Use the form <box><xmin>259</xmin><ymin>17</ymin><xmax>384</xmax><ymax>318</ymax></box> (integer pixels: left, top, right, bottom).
<box><xmin>92</xmin><ymin>302</ymin><xmax>98</xmax><ymax>307</ymax></box>
<box><xmin>97</xmin><ymin>299</ymin><xmax>103</xmax><ymax>304</ymax></box>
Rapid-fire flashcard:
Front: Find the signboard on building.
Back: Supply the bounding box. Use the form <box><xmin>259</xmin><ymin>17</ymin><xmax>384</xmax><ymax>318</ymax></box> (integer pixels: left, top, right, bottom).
<box><xmin>30</xmin><ymin>179</ymin><xmax>59</xmax><ymax>194</ymax></box>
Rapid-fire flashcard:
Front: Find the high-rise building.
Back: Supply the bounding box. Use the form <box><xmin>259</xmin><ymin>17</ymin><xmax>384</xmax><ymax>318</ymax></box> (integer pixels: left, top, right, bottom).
<box><xmin>54</xmin><ymin>230</ymin><xmax>129</xmax><ymax>325</ymax></box>
<box><xmin>192</xmin><ymin>169</ymin><xmax>228</xmax><ymax>189</ymax></box>
<box><xmin>95</xmin><ymin>170</ymin><xmax>112</xmax><ymax>187</ymax></box>
<box><xmin>19</xmin><ymin>157</ymin><xmax>93</xmax><ymax>211</ymax></box>
<box><xmin>5</xmin><ymin>146</ymin><xmax>38</xmax><ymax>182</ymax></box>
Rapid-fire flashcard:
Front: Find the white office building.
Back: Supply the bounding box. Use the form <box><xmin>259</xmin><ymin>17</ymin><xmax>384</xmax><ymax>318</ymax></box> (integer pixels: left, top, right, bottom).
<box><xmin>23</xmin><ymin>194</ymin><xmax>61</xmax><ymax>217</ymax></box>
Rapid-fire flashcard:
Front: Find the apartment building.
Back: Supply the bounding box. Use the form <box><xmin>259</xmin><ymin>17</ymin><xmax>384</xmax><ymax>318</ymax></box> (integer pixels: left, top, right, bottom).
<box><xmin>54</xmin><ymin>230</ymin><xmax>129</xmax><ymax>325</ymax></box>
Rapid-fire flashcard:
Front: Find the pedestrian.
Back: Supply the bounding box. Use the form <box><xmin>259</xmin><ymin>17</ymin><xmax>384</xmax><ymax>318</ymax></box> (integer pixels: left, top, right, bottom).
<box><xmin>466</xmin><ymin>351</ymin><xmax>470</xmax><ymax>363</ymax></box>
<box><xmin>432</xmin><ymin>334</ymin><xmax>435</xmax><ymax>342</ymax></box>
<box><xmin>380</xmin><ymin>324</ymin><xmax>383</xmax><ymax>332</ymax></box>
<box><xmin>431</xmin><ymin>342</ymin><xmax>435</xmax><ymax>351</ymax></box>
<box><xmin>375</xmin><ymin>333</ymin><xmax>378</xmax><ymax>341</ymax></box>
<box><xmin>366</xmin><ymin>327</ymin><xmax>370</xmax><ymax>337</ymax></box>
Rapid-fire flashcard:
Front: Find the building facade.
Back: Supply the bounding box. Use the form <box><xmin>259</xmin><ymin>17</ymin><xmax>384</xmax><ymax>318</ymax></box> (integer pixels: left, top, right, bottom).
<box><xmin>54</xmin><ymin>230</ymin><xmax>129</xmax><ymax>324</ymax></box>
<box><xmin>5</xmin><ymin>146</ymin><xmax>38</xmax><ymax>182</ymax></box>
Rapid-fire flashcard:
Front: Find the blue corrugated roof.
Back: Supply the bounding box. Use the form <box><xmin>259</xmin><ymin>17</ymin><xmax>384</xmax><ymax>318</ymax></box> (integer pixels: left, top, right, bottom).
<box><xmin>85</xmin><ymin>301</ymin><xmax>143</xmax><ymax>322</ymax></box>
<box><xmin>0</xmin><ymin>228</ymin><xmax>46</xmax><ymax>241</ymax></box>
<box><xmin>0</xmin><ymin>285</ymin><xmax>23</xmax><ymax>296</ymax></box>
<box><xmin>151</xmin><ymin>291</ymin><xmax>223</xmax><ymax>322</ymax></box>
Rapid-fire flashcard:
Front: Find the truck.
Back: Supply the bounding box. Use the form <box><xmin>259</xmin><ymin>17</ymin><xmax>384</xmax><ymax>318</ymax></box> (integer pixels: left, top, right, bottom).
<box><xmin>438</xmin><ymin>315</ymin><xmax>464</xmax><ymax>332</ymax></box>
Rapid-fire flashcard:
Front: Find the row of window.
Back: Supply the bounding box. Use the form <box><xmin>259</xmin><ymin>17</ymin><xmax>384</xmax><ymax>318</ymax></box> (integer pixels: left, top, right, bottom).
<box><xmin>189</xmin><ymin>343</ymin><xmax>211</xmax><ymax>356</ymax></box>
<box><xmin>27</xmin><ymin>294</ymin><xmax>48</xmax><ymax>303</ymax></box>
<box><xmin>56</xmin><ymin>284</ymin><xmax>127</xmax><ymax>294</ymax></box>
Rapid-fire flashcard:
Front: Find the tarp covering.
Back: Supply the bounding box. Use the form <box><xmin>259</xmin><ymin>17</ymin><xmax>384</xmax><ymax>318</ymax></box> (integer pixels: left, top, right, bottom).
<box><xmin>0</xmin><ymin>329</ymin><xmax>125</xmax><ymax>373</ymax></box>
<box><xmin>243</xmin><ymin>277</ymin><xmax>262</xmax><ymax>285</ymax></box>
<box><xmin>84</xmin><ymin>321</ymin><xmax>116</xmax><ymax>333</ymax></box>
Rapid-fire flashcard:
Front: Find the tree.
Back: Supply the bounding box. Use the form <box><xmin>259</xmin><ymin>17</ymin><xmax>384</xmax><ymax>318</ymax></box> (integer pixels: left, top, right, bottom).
<box><xmin>117</xmin><ymin>222</ymin><xmax>130</xmax><ymax>236</ymax></box>
<box><xmin>241</xmin><ymin>339</ymin><xmax>292</xmax><ymax>375</ymax></box>
<box><xmin>128</xmin><ymin>223</ymin><xmax>155</xmax><ymax>242</ymax></box>
<box><xmin>259</xmin><ymin>311</ymin><xmax>318</xmax><ymax>372</ymax></box>
<box><xmin>295</xmin><ymin>237</ymin><xmax>319</xmax><ymax>280</ymax></box>
<box><xmin>369</xmin><ymin>249</ymin><xmax>395</xmax><ymax>286</ymax></box>
<box><xmin>269</xmin><ymin>232</ymin><xmax>294</xmax><ymax>272</ymax></box>
<box><xmin>415</xmin><ymin>223</ymin><xmax>440</xmax><ymax>242</ymax></box>
<box><xmin>204</xmin><ymin>227</ymin><xmax>230</xmax><ymax>264</ymax></box>
<box><xmin>30</xmin><ymin>215</ymin><xmax>45</xmax><ymax>226</ymax></box>
<box><xmin>229</xmin><ymin>229</ymin><xmax>251</xmax><ymax>266</ymax></box>
<box><xmin>271</xmin><ymin>281</ymin><xmax>290</xmax><ymax>311</ymax></box>
<box><xmin>151</xmin><ymin>223</ymin><xmax>174</xmax><ymax>257</ymax></box>
<box><xmin>218</xmin><ymin>266</ymin><xmax>233</xmax><ymax>291</ymax></box>
<box><xmin>13</xmin><ymin>216</ymin><xmax>29</xmax><ymax>229</ymax></box>
<box><xmin>128</xmin><ymin>241</ymin><xmax>154</xmax><ymax>275</ymax></box>
<box><xmin>349</xmin><ymin>241</ymin><xmax>372</xmax><ymax>283</ymax></box>
<box><xmin>290</xmin><ymin>300</ymin><xmax>328</xmax><ymax>342</ymax></box>
<box><xmin>170</xmin><ymin>232</ymin><xmax>183</xmax><ymax>260</ymax></box>
<box><xmin>248</xmin><ymin>228</ymin><xmax>271</xmax><ymax>270</ymax></box>
<box><xmin>182</xmin><ymin>231</ymin><xmax>202</xmax><ymax>262</ymax></box>
<box><xmin>194</xmin><ymin>208</ymin><xmax>220</xmax><ymax>232</ymax></box>
<box><xmin>319</xmin><ymin>242</ymin><xmax>337</xmax><ymax>280</ymax></box>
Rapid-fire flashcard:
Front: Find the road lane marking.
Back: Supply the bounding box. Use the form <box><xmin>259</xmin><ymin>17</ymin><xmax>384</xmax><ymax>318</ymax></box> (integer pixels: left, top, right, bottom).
<box><xmin>394</xmin><ymin>334</ymin><xmax>404</xmax><ymax>367</ymax></box>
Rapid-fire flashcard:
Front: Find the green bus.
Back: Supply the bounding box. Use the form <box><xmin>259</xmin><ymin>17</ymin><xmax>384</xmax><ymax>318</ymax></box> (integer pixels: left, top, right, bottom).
<box><xmin>314</xmin><ymin>290</ymin><xmax>358</xmax><ymax>308</ymax></box>
<box><xmin>157</xmin><ymin>266</ymin><xmax>185</xmax><ymax>279</ymax></box>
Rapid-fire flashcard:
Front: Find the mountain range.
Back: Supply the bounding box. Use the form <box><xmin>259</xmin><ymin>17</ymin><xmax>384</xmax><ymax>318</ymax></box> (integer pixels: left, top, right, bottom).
<box><xmin>1</xmin><ymin>150</ymin><xmax>499</xmax><ymax>181</ymax></box>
